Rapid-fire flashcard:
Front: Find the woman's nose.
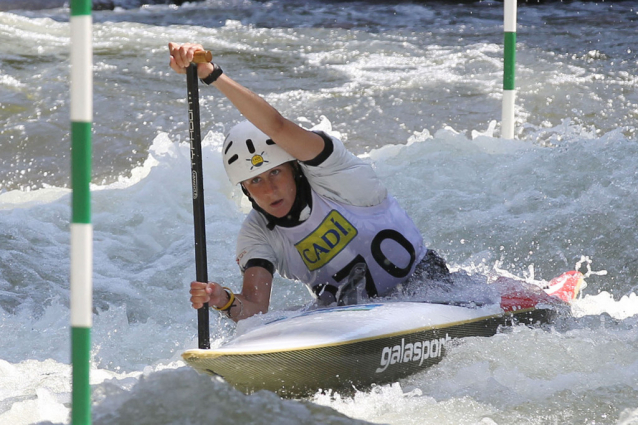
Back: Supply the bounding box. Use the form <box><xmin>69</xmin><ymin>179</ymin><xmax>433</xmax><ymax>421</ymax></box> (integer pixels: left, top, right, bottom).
<box><xmin>263</xmin><ymin>177</ymin><xmax>276</xmax><ymax>193</ymax></box>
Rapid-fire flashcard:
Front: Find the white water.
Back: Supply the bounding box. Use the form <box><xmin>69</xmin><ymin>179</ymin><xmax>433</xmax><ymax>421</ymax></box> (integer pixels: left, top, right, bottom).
<box><xmin>1</xmin><ymin>1</ymin><xmax>638</xmax><ymax>424</ymax></box>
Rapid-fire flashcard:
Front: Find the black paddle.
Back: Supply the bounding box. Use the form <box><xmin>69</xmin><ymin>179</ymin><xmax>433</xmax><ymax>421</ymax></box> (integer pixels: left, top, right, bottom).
<box><xmin>187</xmin><ymin>50</ymin><xmax>213</xmax><ymax>349</ymax></box>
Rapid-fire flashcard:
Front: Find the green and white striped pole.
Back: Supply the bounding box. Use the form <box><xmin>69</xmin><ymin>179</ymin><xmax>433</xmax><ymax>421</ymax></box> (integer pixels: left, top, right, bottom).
<box><xmin>502</xmin><ymin>0</ymin><xmax>517</xmax><ymax>139</ymax></box>
<box><xmin>70</xmin><ymin>0</ymin><xmax>93</xmax><ymax>423</ymax></box>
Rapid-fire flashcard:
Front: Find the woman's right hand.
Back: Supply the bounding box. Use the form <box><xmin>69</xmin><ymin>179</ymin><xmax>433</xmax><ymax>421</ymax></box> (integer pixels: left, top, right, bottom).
<box><xmin>189</xmin><ymin>281</ymin><xmax>229</xmax><ymax>310</ymax></box>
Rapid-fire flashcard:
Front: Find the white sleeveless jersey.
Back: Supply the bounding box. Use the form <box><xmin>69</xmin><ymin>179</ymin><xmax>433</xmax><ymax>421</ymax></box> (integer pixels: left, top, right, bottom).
<box><xmin>235</xmin><ymin>133</ymin><xmax>426</xmax><ymax>297</ymax></box>
<box><xmin>278</xmin><ymin>190</ymin><xmax>424</xmax><ymax>296</ymax></box>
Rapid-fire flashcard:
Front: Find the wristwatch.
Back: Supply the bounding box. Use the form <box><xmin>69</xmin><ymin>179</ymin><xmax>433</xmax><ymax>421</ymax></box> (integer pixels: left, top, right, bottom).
<box><xmin>200</xmin><ymin>62</ymin><xmax>223</xmax><ymax>85</ymax></box>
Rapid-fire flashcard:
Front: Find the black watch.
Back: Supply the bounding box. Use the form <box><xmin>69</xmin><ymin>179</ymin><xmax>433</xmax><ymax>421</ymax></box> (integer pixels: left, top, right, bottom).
<box><xmin>200</xmin><ymin>63</ymin><xmax>223</xmax><ymax>85</ymax></box>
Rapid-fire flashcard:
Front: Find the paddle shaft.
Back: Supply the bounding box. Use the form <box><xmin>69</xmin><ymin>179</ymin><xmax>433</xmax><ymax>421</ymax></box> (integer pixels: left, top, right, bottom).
<box><xmin>186</xmin><ymin>57</ymin><xmax>210</xmax><ymax>349</ymax></box>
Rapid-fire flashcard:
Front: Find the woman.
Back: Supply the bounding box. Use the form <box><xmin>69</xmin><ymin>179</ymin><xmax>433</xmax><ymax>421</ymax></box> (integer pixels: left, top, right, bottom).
<box><xmin>169</xmin><ymin>42</ymin><xmax>448</xmax><ymax>322</ymax></box>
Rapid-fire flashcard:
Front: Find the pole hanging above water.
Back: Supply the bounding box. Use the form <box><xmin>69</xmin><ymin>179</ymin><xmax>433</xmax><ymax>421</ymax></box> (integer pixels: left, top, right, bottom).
<box><xmin>70</xmin><ymin>0</ymin><xmax>93</xmax><ymax>423</ymax></box>
<box><xmin>502</xmin><ymin>0</ymin><xmax>517</xmax><ymax>139</ymax></box>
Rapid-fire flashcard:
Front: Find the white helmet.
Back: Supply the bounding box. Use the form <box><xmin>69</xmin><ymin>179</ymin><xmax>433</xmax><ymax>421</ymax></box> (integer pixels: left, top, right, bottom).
<box><xmin>222</xmin><ymin>120</ymin><xmax>296</xmax><ymax>185</ymax></box>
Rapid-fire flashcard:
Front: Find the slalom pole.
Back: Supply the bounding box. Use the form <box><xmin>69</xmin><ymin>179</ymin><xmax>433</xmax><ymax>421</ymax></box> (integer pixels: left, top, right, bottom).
<box><xmin>502</xmin><ymin>0</ymin><xmax>517</xmax><ymax>139</ymax></box>
<box><xmin>187</xmin><ymin>51</ymin><xmax>213</xmax><ymax>349</ymax></box>
<box><xmin>69</xmin><ymin>0</ymin><xmax>93</xmax><ymax>423</ymax></box>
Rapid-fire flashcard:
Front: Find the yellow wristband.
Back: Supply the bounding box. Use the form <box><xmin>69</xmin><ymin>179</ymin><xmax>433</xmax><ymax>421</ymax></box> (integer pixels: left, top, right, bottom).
<box><xmin>212</xmin><ymin>287</ymin><xmax>235</xmax><ymax>311</ymax></box>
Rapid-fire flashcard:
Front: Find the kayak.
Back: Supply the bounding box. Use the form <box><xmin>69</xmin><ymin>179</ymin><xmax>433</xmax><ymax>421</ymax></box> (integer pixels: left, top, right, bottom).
<box><xmin>182</xmin><ymin>271</ymin><xmax>584</xmax><ymax>397</ymax></box>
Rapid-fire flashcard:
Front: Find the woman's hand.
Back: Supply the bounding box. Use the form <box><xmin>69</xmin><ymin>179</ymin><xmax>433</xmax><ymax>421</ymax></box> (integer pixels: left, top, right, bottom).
<box><xmin>189</xmin><ymin>266</ymin><xmax>273</xmax><ymax>321</ymax></box>
<box><xmin>189</xmin><ymin>281</ymin><xmax>229</xmax><ymax>310</ymax></box>
<box><xmin>168</xmin><ymin>42</ymin><xmax>214</xmax><ymax>79</ymax></box>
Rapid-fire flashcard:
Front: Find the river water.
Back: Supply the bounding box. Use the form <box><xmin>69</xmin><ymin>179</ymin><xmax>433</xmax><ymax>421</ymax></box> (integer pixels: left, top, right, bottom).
<box><xmin>1</xmin><ymin>0</ymin><xmax>638</xmax><ymax>424</ymax></box>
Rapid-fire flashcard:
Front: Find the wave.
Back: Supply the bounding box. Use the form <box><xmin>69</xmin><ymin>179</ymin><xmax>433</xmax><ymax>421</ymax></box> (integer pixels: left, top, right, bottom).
<box><xmin>0</xmin><ymin>0</ymin><xmax>596</xmax><ymax>13</ymax></box>
<box><xmin>0</xmin><ymin>0</ymin><xmax>190</xmax><ymax>12</ymax></box>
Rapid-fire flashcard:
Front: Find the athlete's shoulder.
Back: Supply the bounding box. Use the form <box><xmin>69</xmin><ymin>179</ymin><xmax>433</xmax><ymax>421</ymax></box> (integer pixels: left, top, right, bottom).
<box><xmin>240</xmin><ymin>209</ymin><xmax>270</xmax><ymax>233</ymax></box>
<box><xmin>300</xmin><ymin>133</ymin><xmax>387</xmax><ymax>207</ymax></box>
<box><xmin>236</xmin><ymin>210</ymin><xmax>278</xmax><ymax>269</ymax></box>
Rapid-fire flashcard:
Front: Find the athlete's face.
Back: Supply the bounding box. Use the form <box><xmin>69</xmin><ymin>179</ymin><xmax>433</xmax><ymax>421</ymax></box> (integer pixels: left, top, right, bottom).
<box><xmin>242</xmin><ymin>163</ymin><xmax>297</xmax><ymax>218</ymax></box>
